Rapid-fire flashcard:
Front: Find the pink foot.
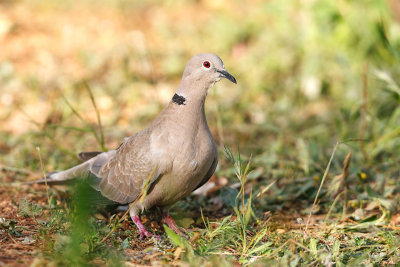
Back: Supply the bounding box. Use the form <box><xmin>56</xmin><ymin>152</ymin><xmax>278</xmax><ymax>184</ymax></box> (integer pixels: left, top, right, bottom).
<box><xmin>163</xmin><ymin>213</ymin><xmax>188</xmax><ymax>238</ymax></box>
<box><xmin>132</xmin><ymin>215</ymin><xmax>154</xmax><ymax>240</ymax></box>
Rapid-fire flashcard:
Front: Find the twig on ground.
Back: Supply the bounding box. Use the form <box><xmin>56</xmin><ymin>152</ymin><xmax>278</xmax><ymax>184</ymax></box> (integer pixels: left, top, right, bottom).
<box><xmin>7</xmin><ymin>232</ymin><xmax>17</xmax><ymax>244</ymax></box>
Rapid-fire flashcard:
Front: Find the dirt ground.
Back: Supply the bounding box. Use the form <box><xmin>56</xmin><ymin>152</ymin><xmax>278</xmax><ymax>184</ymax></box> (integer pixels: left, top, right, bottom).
<box><xmin>0</xmin><ymin>184</ymin><xmax>41</xmax><ymax>266</ymax></box>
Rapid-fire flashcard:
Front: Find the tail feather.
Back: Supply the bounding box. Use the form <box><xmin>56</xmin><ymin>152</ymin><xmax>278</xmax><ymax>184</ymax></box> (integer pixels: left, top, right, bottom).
<box><xmin>48</xmin><ymin>160</ymin><xmax>91</xmax><ymax>181</ymax></box>
<box><xmin>26</xmin><ymin>160</ymin><xmax>92</xmax><ymax>185</ymax></box>
<box><xmin>27</xmin><ymin>150</ymin><xmax>115</xmax><ymax>186</ymax></box>
<box><xmin>24</xmin><ymin>176</ymin><xmax>77</xmax><ymax>185</ymax></box>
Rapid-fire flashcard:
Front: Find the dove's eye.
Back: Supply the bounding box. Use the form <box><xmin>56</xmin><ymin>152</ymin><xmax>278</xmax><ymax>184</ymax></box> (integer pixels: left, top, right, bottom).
<box><xmin>203</xmin><ymin>61</ymin><xmax>211</xmax><ymax>69</ymax></box>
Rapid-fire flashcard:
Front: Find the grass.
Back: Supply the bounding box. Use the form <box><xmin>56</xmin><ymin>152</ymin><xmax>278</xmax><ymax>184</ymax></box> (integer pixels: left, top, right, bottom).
<box><xmin>1</xmin><ymin>0</ymin><xmax>400</xmax><ymax>266</ymax></box>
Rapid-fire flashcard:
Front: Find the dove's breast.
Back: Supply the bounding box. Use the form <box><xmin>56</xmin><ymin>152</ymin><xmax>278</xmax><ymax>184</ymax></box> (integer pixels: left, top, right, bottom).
<box><xmin>144</xmin><ymin>122</ymin><xmax>217</xmax><ymax>207</ymax></box>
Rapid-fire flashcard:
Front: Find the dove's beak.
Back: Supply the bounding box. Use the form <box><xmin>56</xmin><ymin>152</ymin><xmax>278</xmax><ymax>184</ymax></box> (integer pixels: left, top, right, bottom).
<box><xmin>217</xmin><ymin>69</ymin><xmax>237</xmax><ymax>84</ymax></box>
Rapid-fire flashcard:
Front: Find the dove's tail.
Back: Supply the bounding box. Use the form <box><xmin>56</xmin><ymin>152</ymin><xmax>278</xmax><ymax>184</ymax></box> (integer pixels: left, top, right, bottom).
<box><xmin>27</xmin><ymin>150</ymin><xmax>115</xmax><ymax>186</ymax></box>
<box><xmin>27</xmin><ymin>160</ymin><xmax>93</xmax><ymax>185</ymax></box>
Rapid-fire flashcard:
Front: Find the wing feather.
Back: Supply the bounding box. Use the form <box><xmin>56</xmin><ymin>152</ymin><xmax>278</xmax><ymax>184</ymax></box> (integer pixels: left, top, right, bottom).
<box><xmin>194</xmin><ymin>156</ymin><xmax>218</xmax><ymax>191</ymax></box>
<box><xmin>95</xmin><ymin>129</ymin><xmax>162</xmax><ymax>204</ymax></box>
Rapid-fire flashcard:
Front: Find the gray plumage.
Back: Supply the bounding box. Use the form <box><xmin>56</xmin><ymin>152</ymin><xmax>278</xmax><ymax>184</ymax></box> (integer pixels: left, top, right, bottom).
<box><xmin>41</xmin><ymin>53</ymin><xmax>236</xmax><ymax>237</ymax></box>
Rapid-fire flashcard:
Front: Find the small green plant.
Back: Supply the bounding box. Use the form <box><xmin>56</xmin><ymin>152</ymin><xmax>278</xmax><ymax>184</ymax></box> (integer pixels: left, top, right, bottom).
<box><xmin>0</xmin><ymin>218</ymin><xmax>23</xmax><ymax>237</ymax></box>
<box><xmin>40</xmin><ymin>181</ymin><xmax>123</xmax><ymax>266</ymax></box>
<box><xmin>18</xmin><ymin>198</ymin><xmax>43</xmax><ymax>218</ymax></box>
<box><xmin>224</xmin><ymin>147</ymin><xmax>253</xmax><ymax>247</ymax></box>
<box><xmin>223</xmin><ymin>146</ymin><xmax>272</xmax><ymax>263</ymax></box>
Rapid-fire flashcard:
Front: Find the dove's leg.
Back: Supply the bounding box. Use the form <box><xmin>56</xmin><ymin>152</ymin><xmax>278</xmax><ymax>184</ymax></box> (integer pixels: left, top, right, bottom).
<box><xmin>132</xmin><ymin>215</ymin><xmax>152</xmax><ymax>239</ymax></box>
<box><xmin>162</xmin><ymin>211</ymin><xmax>188</xmax><ymax>238</ymax></box>
<box><xmin>129</xmin><ymin>208</ymin><xmax>152</xmax><ymax>239</ymax></box>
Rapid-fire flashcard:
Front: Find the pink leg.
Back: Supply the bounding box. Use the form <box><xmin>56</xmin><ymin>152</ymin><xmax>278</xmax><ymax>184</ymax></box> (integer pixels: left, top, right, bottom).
<box><xmin>163</xmin><ymin>213</ymin><xmax>188</xmax><ymax>238</ymax></box>
<box><xmin>132</xmin><ymin>215</ymin><xmax>152</xmax><ymax>240</ymax></box>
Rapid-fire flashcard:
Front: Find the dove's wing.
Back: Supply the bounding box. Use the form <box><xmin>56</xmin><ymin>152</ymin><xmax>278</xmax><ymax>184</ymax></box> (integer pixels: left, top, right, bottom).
<box><xmin>92</xmin><ymin>129</ymin><xmax>161</xmax><ymax>204</ymax></box>
<box><xmin>194</xmin><ymin>155</ymin><xmax>218</xmax><ymax>191</ymax></box>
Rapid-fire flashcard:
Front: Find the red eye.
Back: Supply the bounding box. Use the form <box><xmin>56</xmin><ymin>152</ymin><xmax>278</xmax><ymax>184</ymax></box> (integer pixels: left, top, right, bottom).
<box><xmin>203</xmin><ymin>61</ymin><xmax>211</xmax><ymax>68</ymax></box>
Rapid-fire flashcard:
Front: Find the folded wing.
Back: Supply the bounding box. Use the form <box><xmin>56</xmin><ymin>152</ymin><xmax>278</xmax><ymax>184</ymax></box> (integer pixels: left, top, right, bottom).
<box><xmin>93</xmin><ymin>129</ymin><xmax>161</xmax><ymax>204</ymax></box>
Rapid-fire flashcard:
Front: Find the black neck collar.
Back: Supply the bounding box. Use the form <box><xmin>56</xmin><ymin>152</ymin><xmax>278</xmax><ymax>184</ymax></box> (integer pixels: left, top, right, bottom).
<box><xmin>172</xmin><ymin>93</ymin><xmax>186</xmax><ymax>105</ymax></box>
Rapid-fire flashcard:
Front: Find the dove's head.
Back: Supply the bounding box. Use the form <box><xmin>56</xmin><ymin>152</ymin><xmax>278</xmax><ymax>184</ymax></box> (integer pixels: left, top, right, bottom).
<box><xmin>182</xmin><ymin>53</ymin><xmax>236</xmax><ymax>85</ymax></box>
<box><xmin>175</xmin><ymin>54</ymin><xmax>236</xmax><ymax>102</ymax></box>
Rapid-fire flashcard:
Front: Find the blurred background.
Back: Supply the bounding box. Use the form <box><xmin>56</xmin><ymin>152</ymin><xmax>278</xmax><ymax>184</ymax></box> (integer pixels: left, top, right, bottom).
<box><xmin>1</xmin><ymin>0</ymin><xmax>399</xmax><ymax>175</ymax></box>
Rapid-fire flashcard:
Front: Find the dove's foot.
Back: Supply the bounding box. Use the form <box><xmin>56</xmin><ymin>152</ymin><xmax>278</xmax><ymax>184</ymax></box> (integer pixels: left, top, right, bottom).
<box><xmin>132</xmin><ymin>215</ymin><xmax>153</xmax><ymax>240</ymax></box>
<box><xmin>163</xmin><ymin>213</ymin><xmax>188</xmax><ymax>238</ymax></box>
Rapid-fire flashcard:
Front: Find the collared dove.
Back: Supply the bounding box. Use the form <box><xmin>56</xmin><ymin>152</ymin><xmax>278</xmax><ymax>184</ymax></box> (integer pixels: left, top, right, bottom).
<box><xmin>37</xmin><ymin>53</ymin><xmax>236</xmax><ymax>239</ymax></box>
